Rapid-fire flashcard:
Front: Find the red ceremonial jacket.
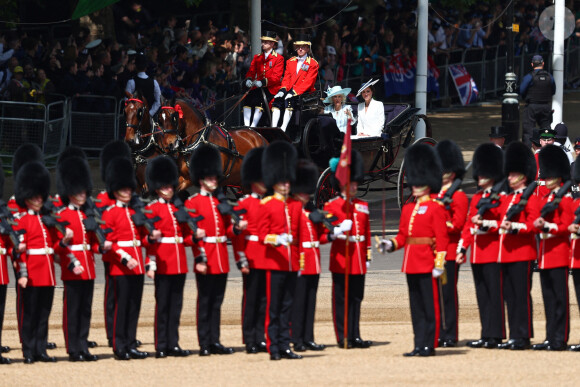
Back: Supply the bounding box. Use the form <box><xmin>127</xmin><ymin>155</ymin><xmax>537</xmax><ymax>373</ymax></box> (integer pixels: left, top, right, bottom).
<box><xmin>245</xmin><ymin>50</ymin><xmax>285</xmax><ymax>95</ymax></box>
<box><xmin>55</xmin><ymin>205</ymin><xmax>99</xmax><ymax>281</ymax></box>
<box><xmin>13</xmin><ymin>210</ymin><xmax>58</xmax><ymax>287</ymax></box>
<box><xmin>534</xmin><ymin>192</ymin><xmax>573</xmax><ymax>269</ymax></box>
<box><xmin>231</xmin><ymin>193</ymin><xmax>265</xmax><ymax>269</ymax></box>
<box><xmin>324</xmin><ymin>196</ymin><xmax>371</xmax><ymax>275</ymax></box>
<box><xmin>497</xmin><ymin>189</ymin><xmax>541</xmax><ymax>263</ymax></box>
<box><xmin>95</xmin><ymin>190</ymin><xmax>116</xmax><ymax>263</ymax></box>
<box><xmin>256</xmin><ymin>193</ymin><xmax>301</xmax><ymax>272</ymax></box>
<box><xmin>185</xmin><ymin>191</ymin><xmax>232</xmax><ymax>275</ymax></box>
<box><xmin>434</xmin><ymin>187</ymin><xmax>468</xmax><ymax>261</ymax></box>
<box><xmin>0</xmin><ymin>234</ymin><xmax>10</xmax><ymax>285</ymax></box>
<box><xmin>569</xmin><ymin>199</ymin><xmax>580</xmax><ymax>268</ymax></box>
<box><xmin>458</xmin><ymin>189</ymin><xmax>503</xmax><ymax>264</ymax></box>
<box><xmin>101</xmin><ymin>202</ymin><xmax>150</xmax><ymax>276</ymax></box>
<box><xmin>145</xmin><ymin>198</ymin><xmax>192</xmax><ymax>275</ymax></box>
<box><xmin>280</xmin><ymin>55</ymin><xmax>319</xmax><ymax>96</ymax></box>
<box><xmin>298</xmin><ymin>208</ymin><xmax>331</xmax><ymax>275</ymax></box>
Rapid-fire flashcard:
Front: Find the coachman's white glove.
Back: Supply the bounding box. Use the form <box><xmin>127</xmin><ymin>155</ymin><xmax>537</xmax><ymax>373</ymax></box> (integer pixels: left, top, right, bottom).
<box><xmin>245</xmin><ymin>79</ymin><xmax>253</xmax><ymax>88</ymax></box>
<box><xmin>285</xmin><ymin>93</ymin><xmax>293</xmax><ymax>100</ymax></box>
<box><xmin>254</xmin><ymin>80</ymin><xmax>263</xmax><ymax>88</ymax></box>
<box><xmin>274</xmin><ymin>91</ymin><xmax>285</xmax><ymax>99</ymax></box>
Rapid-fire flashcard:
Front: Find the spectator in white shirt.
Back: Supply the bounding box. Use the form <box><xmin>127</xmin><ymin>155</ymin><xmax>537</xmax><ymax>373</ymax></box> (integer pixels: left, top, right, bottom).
<box><xmin>355</xmin><ymin>79</ymin><xmax>384</xmax><ymax>137</ymax></box>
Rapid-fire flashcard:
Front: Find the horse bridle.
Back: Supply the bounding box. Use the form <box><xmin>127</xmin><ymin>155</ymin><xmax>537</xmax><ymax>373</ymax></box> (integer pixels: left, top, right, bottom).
<box><xmin>125</xmin><ymin>98</ymin><xmax>157</xmax><ymax>161</ymax></box>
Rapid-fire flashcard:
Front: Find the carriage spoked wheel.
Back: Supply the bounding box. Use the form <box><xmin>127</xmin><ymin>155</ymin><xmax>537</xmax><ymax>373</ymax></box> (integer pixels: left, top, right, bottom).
<box><xmin>314</xmin><ymin>167</ymin><xmax>338</xmax><ymax>208</ymax></box>
<box><xmin>397</xmin><ymin>137</ymin><xmax>437</xmax><ymax>210</ymax></box>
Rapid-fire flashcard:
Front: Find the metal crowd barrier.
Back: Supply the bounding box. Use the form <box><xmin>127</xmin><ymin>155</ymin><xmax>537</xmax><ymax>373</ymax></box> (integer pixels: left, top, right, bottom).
<box><xmin>69</xmin><ymin>95</ymin><xmax>119</xmax><ymax>153</ymax></box>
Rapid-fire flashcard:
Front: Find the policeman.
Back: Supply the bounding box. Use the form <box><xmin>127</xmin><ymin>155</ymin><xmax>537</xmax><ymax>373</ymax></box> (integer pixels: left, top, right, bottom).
<box><xmin>243</xmin><ymin>31</ymin><xmax>284</xmax><ymax>127</ymax></box>
<box><xmin>520</xmin><ymin>55</ymin><xmax>555</xmax><ymax>147</ymax></box>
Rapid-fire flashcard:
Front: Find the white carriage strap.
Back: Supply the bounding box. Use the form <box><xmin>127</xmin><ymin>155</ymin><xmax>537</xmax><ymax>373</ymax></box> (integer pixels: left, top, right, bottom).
<box><xmin>203</xmin><ymin>236</ymin><xmax>227</xmax><ymax>243</ymax></box>
<box><xmin>26</xmin><ymin>247</ymin><xmax>54</xmax><ymax>255</ymax></box>
<box><xmin>117</xmin><ymin>240</ymin><xmax>142</xmax><ymax>247</ymax></box>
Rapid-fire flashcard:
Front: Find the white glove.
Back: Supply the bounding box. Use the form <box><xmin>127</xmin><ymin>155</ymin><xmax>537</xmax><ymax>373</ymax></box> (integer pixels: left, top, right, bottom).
<box><xmin>245</xmin><ymin>79</ymin><xmax>253</xmax><ymax>88</ymax></box>
<box><xmin>254</xmin><ymin>80</ymin><xmax>263</xmax><ymax>88</ymax></box>
<box><xmin>339</xmin><ymin>219</ymin><xmax>353</xmax><ymax>233</ymax></box>
<box><xmin>332</xmin><ymin>226</ymin><xmax>344</xmax><ymax>238</ymax></box>
<box><xmin>274</xmin><ymin>91</ymin><xmax>284</xmax><ymax>99</ymax></box>
<box><xmin>432</xmin><ymin>268</ymin><xmax>444</xmax><ymax>278</ymax></box>
<box><xmin>276</xmin><ymin>233</ymin><xmax>290</xmax><ymax>246</ymax></box>
<box><xmin>285</xmin><ymin>93</ymin><xmax>293</xmax><ymax>99</ymax></box>
<box><xmin>379</xmin><ymin>239</ymin><xmax>393</xmax><ymax>253</ymax></box>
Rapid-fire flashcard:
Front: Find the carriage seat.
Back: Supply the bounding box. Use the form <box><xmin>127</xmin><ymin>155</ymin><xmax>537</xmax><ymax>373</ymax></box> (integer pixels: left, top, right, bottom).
<box><xmin>382</xmin><ymin>103</ymin><xmax>411</xmax><ymax>136</ymax></box>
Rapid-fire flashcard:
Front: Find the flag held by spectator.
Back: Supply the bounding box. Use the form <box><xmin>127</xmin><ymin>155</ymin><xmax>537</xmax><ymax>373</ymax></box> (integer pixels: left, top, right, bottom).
<box><xmin>335</xmin><ymin>119</ymin><xmax>352</xmax><ymax>187</ymax></box>
<box><xmin>448</xmin><ymin>64</ymin><xmax>479</xmax><ymax>106</ymax></box>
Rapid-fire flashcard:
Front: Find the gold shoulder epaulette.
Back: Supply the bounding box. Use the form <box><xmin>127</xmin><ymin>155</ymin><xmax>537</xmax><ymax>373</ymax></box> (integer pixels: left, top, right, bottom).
<box><xmin>260</xmin><ymin>195</ymin><xmax>274</xmax><ymax>205</ymax></box>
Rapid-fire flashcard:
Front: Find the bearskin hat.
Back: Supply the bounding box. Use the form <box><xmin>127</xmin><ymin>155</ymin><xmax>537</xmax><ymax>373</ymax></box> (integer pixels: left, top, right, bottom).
<box><xmin>472</xmin><ymin>143</ymin><xmax>504</xmax><ymax>182</ymax></box>
<box><xmin>435</xmin><ymin>139</ymin><xmax>465</xmax><ymax>179</ymax></box>
<box><xmin>189</xmin><ymin>144</ymin><xmax>223</xmax><ymax>187</ymax></box>
<box><xmin>56</xmin><ymin>156</ymin><xmax>93</xmax><ymax>205</ymax></box>
<box><xmin>404</xmin><ymin>143</ymin><xmax>442</xmax><ymax>193</ymax></box>
<box><xmin>15</xmin><ymin>161</ymin><xmax>51</xmax><ymax>208</ymax></box>
<box><xmin>12</xmin><ymin>143</ymin><xmax>42</xmax><ymax>176</ymax></box>
<box><xmin>241</xmin><ymin>147</ymin><xmax>264</xmax><ymax>188</ymax></box>
<box><xmin>57</xmin><ymin>145</ymin><xmax>87</xmax><ymax>166</ymax></box>
<box><xmin>504</xmin><ymin>141</ymin><xmax>537</xmax><ymax>183</ymax></box>
<box><xmin>293</xmin><ymin>160</ymin><xmax>319</xmax><ymax>195</ymax></box>
<box><xmin>146</xmin><ymin>156</ymin><xmax>179</xmax><ymax>192</ymax></box>
<box><xmin>105</xmin><ymin>157</ymin><xmax>137</xmax><ymax>198</ymax></box>
<box><xmin>262</xmin><ymin>141</ymin><xmax>298</xmax><ymax>188</ymax></box>
<box><xmin>573</xmin><ymin>158</ymin><xmax>580</xmax><ymax>184</ymax></box>
<box><xmin>539</xmin><ymin>144</ymin><xmax>571</xmax><ymax>180</ymax></box>
<box><xmin>100</xmin><ymin>140</ymin><xmax>132</xmax><ymax>182</ymax></box>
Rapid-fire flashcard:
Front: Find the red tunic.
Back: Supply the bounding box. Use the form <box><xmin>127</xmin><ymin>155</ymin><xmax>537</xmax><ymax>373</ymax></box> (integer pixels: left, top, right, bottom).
<box><xmin>245</xmin><ymin>51</ymin><xmax>285</xmax><ymax>95</ymax></box>
<box><xmin>280</xmin><ymin>56</ymin><xmax>319</xmax><ymax>96</ymax></box>
<box><xmin>7</xmin><ymin>195</ymin><xmax>26</xmax><ymax>214</ymax></box>
<box><xmin>184</xmin><ymin>192</ymin><xmax>232</xmax><ymax>275</ymax></box>
<box><xmin>323</xmin><ymin>196</ymin><xmax>371</xmax><ymax>275</ymax></box>
<box><xmin>569</xmin><ymin>199</ymin><xmax>580</xmax><ymax>268</ymax></box>
<box><xmin>391</xmin><ymin>196</ymin><xmax>449</xmax><ymax>274</ymax></box>
<box><xmin>458</xmin><ymin>190</ymin><xmax>503</xmax><ymax>264</ymax></box>
<box><xmin>95</xmin><ymin>190</ymin><xmax>116</xmax><ymax>264</ymax></box>
<box><xmin>434</xmin><ymin>188</ymin><xmax>468</xmax><ymax>261</ymax></box>
<box><xmin>534</xmin><ymin>192</ymin><xmax>573</xmax><ymax>269</ymax></box>
<box><xmin>298</xmin><ymin>209</ymin><xmax>330</xmax><ymax>275</ymax></box>
<box><xmin>0</xmin><ymin>234</ymin><xmax>10</xmax><ymax>285</ymax></box>
<box><xmin>231</xmin><ymin>193</ymin><xmax>265</xmax><ymax>269</ymax></box>
<box><xmin>497</xmin><ymin>189</ymin><xmax>541</xmax><ymax>263</ymax></box>
<box><xmin>54</xmin><ymin>205</ymin><xmax>99</xmax><ymax>281</ymax></box>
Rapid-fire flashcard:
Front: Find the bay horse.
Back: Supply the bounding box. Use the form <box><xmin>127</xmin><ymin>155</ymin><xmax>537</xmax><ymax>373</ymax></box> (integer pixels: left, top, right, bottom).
<box><xmin>155</xmin><ymin>99</ymin><xmax>268</xmax><ymax>192</ymax></box>
<box><xmin>123</xmin><ymin>92</ymin><xmax>160</xmax><ymax>195</ymax></box>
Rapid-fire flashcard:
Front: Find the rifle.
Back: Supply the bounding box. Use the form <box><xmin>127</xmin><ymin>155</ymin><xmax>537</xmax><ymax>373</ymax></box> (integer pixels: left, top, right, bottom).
<box><xmin>304</xmin><ymin>201</ymin><xmax>338</xmax><ymax>231</ymax></box>
<box><xmin>82</xmin><ymin>197</ymin><xmax>112</xmax><ymax>246</ymax></box>
<box><xmin>129</xmin><ymin>194</ymin><xmax>161</xmax><ymax>233</ymax></box>
<box><xmin>504</xmin><ymin>181</ymin><xmax>538</xmax><ymax>221</ymax></box>
<box><xmin>436</xmin><ymin>178</ymin><xmax>463</xmax><ymax>209</ymax></box>
<box><xmin>41</xmin><ymin>200</ymin><xmax>69</xmax><ymax>235</ymax></box>
<box><xmin>476</xmin><ymin>178</ymin><xmax>507</xmax><ymax>217</ymax></box>
<box><xmin>539</xmin><ymin>180</ymin><xmax>573</xmax><ymax>219</ymax></box>
<box><xmin>173</xmin><ymin>197</ymin><xmax>204</xmax><ymax>233</ymax></box>
<box><xmin>215</xmin><ymin>191</ymin><xmax>246</xmax><ymax>226</ymax></box>
<box><xmin>0</xmin><ymin>199</ymin><xmax>25</xmax><ymax>248</ymax></box>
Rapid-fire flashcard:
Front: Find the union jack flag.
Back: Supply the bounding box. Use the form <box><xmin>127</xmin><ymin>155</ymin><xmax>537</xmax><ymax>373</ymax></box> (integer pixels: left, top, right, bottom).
<box><xmin>448</xmin><ymin>64</ymin><xmax>479</xmax><ymax>106</ymax></box>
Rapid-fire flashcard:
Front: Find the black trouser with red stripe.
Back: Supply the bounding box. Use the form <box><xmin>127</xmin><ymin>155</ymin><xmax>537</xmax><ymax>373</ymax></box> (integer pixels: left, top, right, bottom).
<box><xmin>292</xmin><ymin>274</ymin><xmax>320</xmax><ymax>345</ymax></box>
<box><xmin>472</xmin><ymin>262</ymin><xmax>505</xmax><ymax>340</ymax></box>
<box><xmin>539</xmin><ymin>267</ymin><xmax>569</xmax><ymax>345</ymax></box>
<box><xmin>439</xmin><ymin>261</ymin><xmax>459</xmax><ymax>342</ymax></box>
<box><xmin>63</xmin><ymin>280</ymin><xmax>94</xmax><ymax>355</ymax></box>
<box><xmin>0</xmin><ymin>284</ymin><xmax>6</xmax><ymax>347</ymax></box>
<box><xmin>242</xmin><ymin>269</ymin><xmax>266</xmax><ymax>345</ymax></box>
<box><xmin>154</xmin><ymin>273</ymin><xmax>186</xmax><ymax>351</ymax></box>
<box><xmin>332</xmin><ymin>273</ymin><xmax>365</xmax><ymax>344</ymax></box>
<box><xmin>501</xmin><ymin>261</ymin><xmax>534</xmax><ymax>340</ymax></box>
<box><xmin>572</xmin><ymin>269</ymin><xmax>580</xmax><ymax>314</ymax></box>
<box><xmin>195</xmin><ymin>273</ymin><xmax>227</xmax><ymax>347</ymax></box>
<box><xmin>112</xmin><ymin>274</ymin><xmax>144</xmax><ymax>353</ymax></box>
<box><xmin>265</xmin><ymin>270</ymin><xmax>297</xmax><ymax>354</ymax></box>
<box><xmin>103</xmin><ymin>262</ymin><xmax>114</xmax><ymax>344</ymax></box>
<box><xmin>21</xmin><ymin>286</ymin><xmax>54</xmax><ymax>358</ymax></box>
<box><xmin>407</xmin><ymin>273</ymin><xmax>439</xmax><ymax>349</ymax></box>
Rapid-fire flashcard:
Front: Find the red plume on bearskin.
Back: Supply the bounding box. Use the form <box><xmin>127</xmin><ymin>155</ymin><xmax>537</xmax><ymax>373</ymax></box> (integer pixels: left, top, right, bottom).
<box><xmin>404</xmin><ymin>143</ymin><xmax>442</xmax><ymax>193</ymax></box>
<box><xmin>504</xmin><ymin>141</ymin><xmax>537</xmax><ymax>183</ymax></box>
<box><xmin>241</xmin><ymin>147</ymin><xmax>265</xmax><ymax>189</ymax></box>
<box><xmin>189</xmin><ymin>144</ymin><xmax>223</xmax><ymax>187</ymax></box>
<box><xmin>472</xmin><ymin>143</ymin><xmax>503</xmax><ymax>182</ymax></box>
<box><xmin>15</xmin><ymin>161</ymin><xmax>51</xmax><ymax>208</ymax></box>
<box><xmin>262</xmin><ymin>141</ymin><xmax>298</xmax><ymax>188</ymax></box>
<box><xmin>146</xmin><ymin>156</ymin><xmax>179</xmax><ymax>192</ymax></box>
<box><xmin>539</xmin><ymin>144</ymin><xmax>571</xmax><ymax>180</ymax></box>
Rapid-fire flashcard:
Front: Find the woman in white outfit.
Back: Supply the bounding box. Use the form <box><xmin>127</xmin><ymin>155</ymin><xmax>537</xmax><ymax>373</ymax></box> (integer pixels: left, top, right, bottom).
<box><xmin>323</xmin><ymin>85</ymin><xmax>356</xmax><ymax>134</ymax></box>
<box><xmin>356</xmin><ymin>79</ymin><xmax>384</xmax><ymax>137</ymax></box>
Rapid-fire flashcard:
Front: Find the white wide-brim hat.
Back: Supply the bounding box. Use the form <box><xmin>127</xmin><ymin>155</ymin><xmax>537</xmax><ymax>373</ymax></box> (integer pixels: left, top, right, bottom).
<box><xmin>323</xmin><ymin>85</ymin><xmax>351</xmax><ymax>104</ymax></box>
<box><xmin>356</xmin><ymin>78</ymin><xmax>379</xmax><ymax>97</ymax></box>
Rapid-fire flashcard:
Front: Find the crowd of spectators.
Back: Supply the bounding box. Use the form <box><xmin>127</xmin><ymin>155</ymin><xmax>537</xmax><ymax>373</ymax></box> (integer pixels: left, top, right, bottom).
<box><xmin>0</xmin><ymin>0</ymin><xmax>577</xmax><ymax>109</ymax></box>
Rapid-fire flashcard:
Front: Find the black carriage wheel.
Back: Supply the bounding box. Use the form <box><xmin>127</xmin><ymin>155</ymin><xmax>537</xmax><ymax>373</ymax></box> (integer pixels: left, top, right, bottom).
<box><xmin>397</xmin><ymin>137</ymin><xmax>437</xmax><ymax>211</ymax></box>
<box><xmin>314</xmin><ymin>167</ymin><xmax>338</xmax><ymax>208</ymax></box>
<box><xmin>302</xmin><ymin>118</ymin><xmax>319</xmax><ymax>160</ymax></box>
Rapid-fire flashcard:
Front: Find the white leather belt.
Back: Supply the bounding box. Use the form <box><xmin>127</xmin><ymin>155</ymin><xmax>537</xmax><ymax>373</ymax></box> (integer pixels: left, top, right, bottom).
<box><xmin>337</xmin><ymin>235</ymin><xmax>366</xmax><ymax>242</ymax></box>
<box><xmin>27</xmin><ymin>247</ymin><xmax>54</xmax><ymax>255</ymax></box>
<box><xmin>69</xmin><ymin>244</ymin><xmax>90</xmax><ymax>251</ymax></box>
<box><xmin>536</xmin><ymin>180</ymin><xmax>546</xmax><ymax>186</ymax></box>
<box><xmin>117</xmin><ymin>240</ymin><xmax>141</xmax><ymax>247</ymax></box>
<box><xmin>0</xmin><ymin>248</ymin><xmax>6</xmax><ymax>255</ymax></box>
<box><xmin>160</xmin><ymin>236</ymin><xmax>184</xmax><ymax>244</ymax></box>
<box><xmin>245</xmin><ymin>235</ymin><xmax>259</xmax><ymax>242</ymax></box>
<box><xmin>302</xmin><ymin>241</ymin><xmax>320</xmax><ymax>248</ymax></box>
<box><xmin>203</xmin><ymin>236</ymin><xmax>227</xmax><ymax>243</ymax></box>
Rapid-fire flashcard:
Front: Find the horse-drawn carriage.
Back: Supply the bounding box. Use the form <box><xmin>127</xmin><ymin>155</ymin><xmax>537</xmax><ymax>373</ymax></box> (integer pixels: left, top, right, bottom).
<box><xmin>122</xmin><ymin>90</ymin><xmax>434</xmax><ymax>209</ymax></box>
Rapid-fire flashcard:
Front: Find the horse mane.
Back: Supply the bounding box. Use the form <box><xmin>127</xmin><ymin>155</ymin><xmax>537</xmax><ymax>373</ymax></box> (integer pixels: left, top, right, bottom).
<box><xmin>176</xmin><ymin>99</ymin><xmax>205</xmax><ymax>124</ymax></box>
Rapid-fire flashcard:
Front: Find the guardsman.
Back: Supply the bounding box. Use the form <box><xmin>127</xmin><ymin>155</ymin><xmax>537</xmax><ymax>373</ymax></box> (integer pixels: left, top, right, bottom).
<box><xmin>535</xmin><ymin>127</ymin><xmax>557</xmax><ymax>197</ymax></box>
<box><xmin>243</xmin><ymin>31</ymin><xmax>284</xmax><ymax>127</ymax></box>
<box><xmin>568</xmin><ymin>160</ymin><xmax>580</xmax><ymax>351</ymax></box>
<box><xmin>0</xmin><ymin>162</ymin><xmax>12</xmax><ymax>364</ymax></box>
<box><xmin>380</xmin><ymin>143</ymin><xmax>449</xmax><ymax>357</ymax></box>
<box><xmin>497</xmin><ymin>142</ymin><xmax>540</xmax><ymax>350</ymax></box>
<box><xmin>434</xmin><ymin>140</ymin><xmax>468</xmax><ymax>347</ymax></box>
<box><xmin>101</xmin><ymin>157</ymin><xmax>155</xmax><ymax>360</ymax></box>
<box><xmin>8</xmin><ymin>143</ymin><xmax>43</xmax><ymax>214</ymax></box>
<box><xmin>13</xmin><ymin>161</ymin><xmax>59</xmax><ymax>363</ymax></box>
<box><xmin>54</xmin><ymin>154</ymin><xmax>100</xmax><ymax>362</ymax></box>
<box><xmin>256</xmin><ymin>141</ymin><xmax>302</xmax><ymax>360</ymax></box>
<box><xmin>531</xmin><ymin>145</ymin><xmax>573</xmax><ymax>351</ymax></box>
<box><xmin>457</xmin><ymin>143</ymin><xmax>506</xmax><ymax>349</ymax></box>
<box><xmin>271</xmin><ymin>33</ymin><xmax>319</xmax><ymax>131</ymax></box>
<box><xmin>291</xmin><ymin>160</ymin><xmax>328</xmax><ymax>352</ymax></box>
<box><xmin>232</xmin><ymin>147</ymin><xmax>268</xmax><ymax>354</ymax></box>
<box><xmin>145</xmin><ymin>156</ymin><xmax>198</xmax><ymax>358</ymax></box>
<box><xmin>324</xmin><ymin>150</ymin><xmax>372</xmax><ymax>350</ymax></box>
<box><xmin>185</xmin><ymin>145</ymin><xmax>244</xmax><ymax>356</ymax></box>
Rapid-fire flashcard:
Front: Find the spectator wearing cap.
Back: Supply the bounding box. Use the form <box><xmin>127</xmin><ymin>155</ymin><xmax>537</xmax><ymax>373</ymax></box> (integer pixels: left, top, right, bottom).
<box><xmin>519</xmin><ymin>54</ymin><xmax>556</xmax><ymax>147</ymax></box>
<box><xmin>6</xmin><ymin>65</ymin><xmax>28</xmax><ymax>102</ymax></box>
<box><xmin>489</xmin><ymin>126</ymin><xmax>507</xmax><ymax>148</ymax></box>
<box><xmin>553</xmin><ymin>122</ymin><xmax>574</xmax><ymax>164</ymax></box>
